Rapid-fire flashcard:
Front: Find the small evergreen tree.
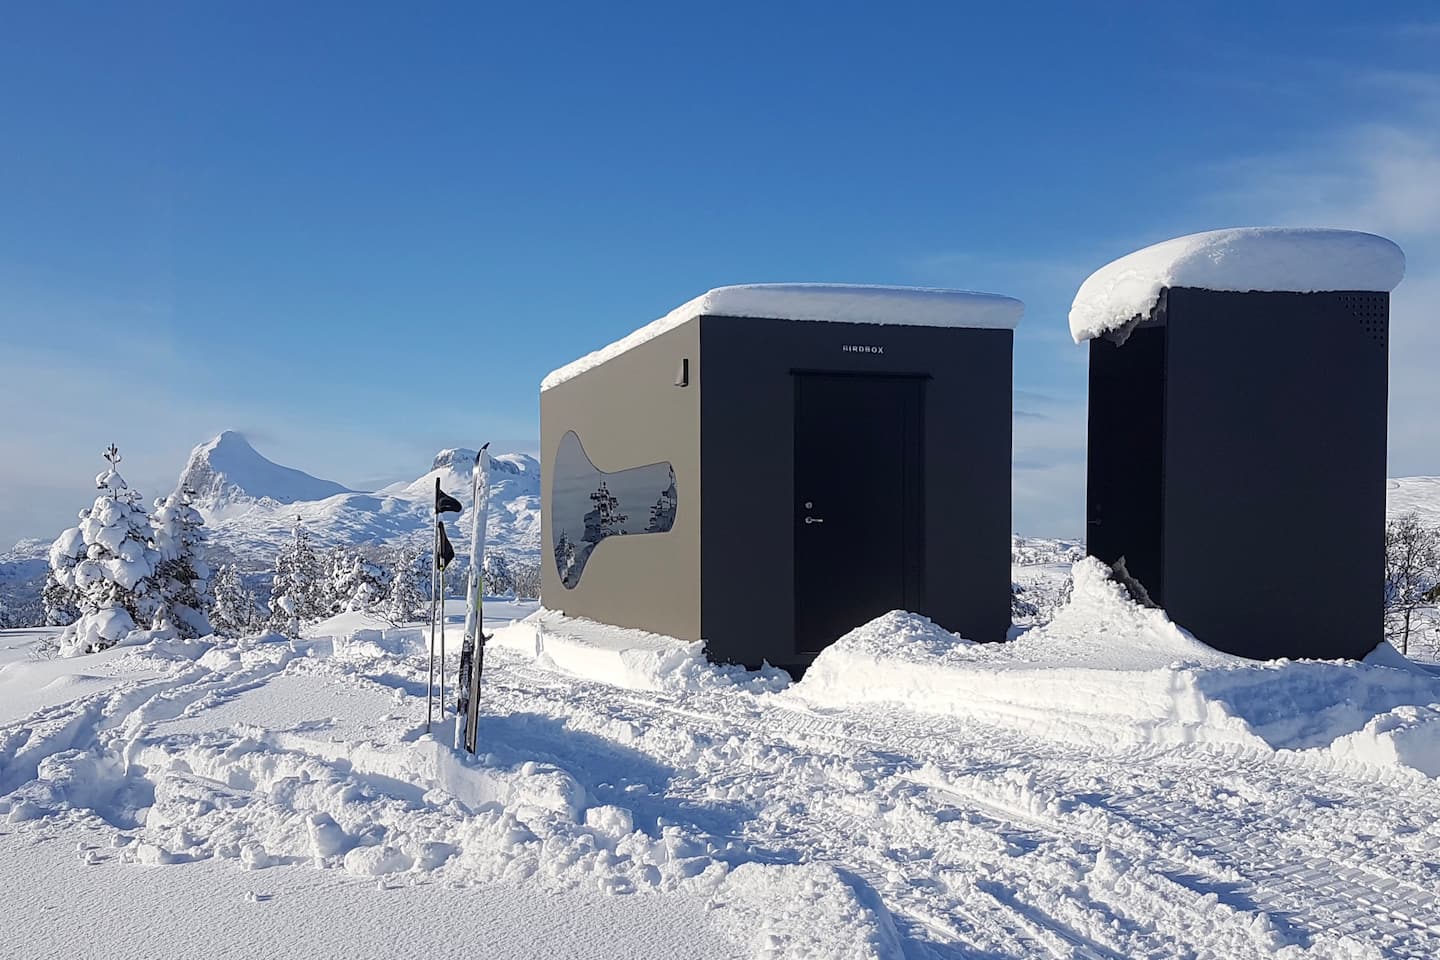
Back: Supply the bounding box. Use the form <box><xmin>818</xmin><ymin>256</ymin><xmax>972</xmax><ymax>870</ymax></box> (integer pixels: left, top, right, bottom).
<box><xmin>42</xmin><ymin>567</ymin><xmax>81</xmax><ymax>627</ymax></box>
<box><xmin>385</xmin><ymin>546</ymin><xmax>426</xmax><ymax>623</ymax></box>
<box><xmin>268</xmin><ymin>520</ymin><xmax>323</xmax><ymax>636</ymax></box>
<box><xmin>210</xmin><ymin>563</ymin><xmax>260</xmax><ymax>637</ymax></box>
<box><xmin>51</xmin><ymin>445</ymin><xmax>162</xmax><ymax>654</ymax></box>
<box><xmin>334</xmin><ymin>550</ymin><xmax>384</xmax><ymax>613</ymax></box>
<box><xmin>150</xmin><ymin>487</ymin><xmax>213</xmax><ymax>638</ymax></box>
<box><xmin>482</xmin><ymin>551</ymin><xmax>514</xmax><ymax>597</ymax></box>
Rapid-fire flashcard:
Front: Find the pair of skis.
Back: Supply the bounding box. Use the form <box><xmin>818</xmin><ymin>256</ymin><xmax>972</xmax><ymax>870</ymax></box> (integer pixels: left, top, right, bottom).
<box><xmin>423</xmin><ymin>443</ymin><xmax>491</xmax><ymax>756</ymax></box>
<box><xmin>455</xmin><ymin>444</ymin><xmax>491</xmax><ymax>755</ymax></box>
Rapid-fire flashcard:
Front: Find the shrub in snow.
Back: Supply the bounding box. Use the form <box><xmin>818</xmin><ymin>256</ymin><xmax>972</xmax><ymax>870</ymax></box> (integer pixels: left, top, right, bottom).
<box><xmin>384</xmin><ymin>547</ymin><xmax>426</xmax><ymax>623</ymax></box>
<box><xmin>50</xmin><ymin>445</ymin><xmax>162</xmax><ymax>655</ymax></box>
<box><xmin>209</xmin><ymin>563</ymin><xmax>261</xmax><ymax>637</ymax></box>
<box><xmin>268</xmin><ymin>521</ymin><xmax>324</xmax><ymax>636</ymax></box>
<box><xmin>1384</xmin><ymin>512</ymin><xmax>1440</xmax><ymax>656</ymax></box>
<box><xmin>149</xmin><ymin>487</ymin><xmax>212</xmax><ymax>639</ymax></box>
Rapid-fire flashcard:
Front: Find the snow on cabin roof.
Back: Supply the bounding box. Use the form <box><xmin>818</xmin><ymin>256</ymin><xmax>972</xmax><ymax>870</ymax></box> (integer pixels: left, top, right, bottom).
<box><xmin>541</xmin><ymin>283</ymin><xmax>1024</xmax><ymax>391</ymax></box>
<box><xmin>1068</xmin><ymin>227</ymin><xmax>1406</xmax><ymax>344</ymax></box>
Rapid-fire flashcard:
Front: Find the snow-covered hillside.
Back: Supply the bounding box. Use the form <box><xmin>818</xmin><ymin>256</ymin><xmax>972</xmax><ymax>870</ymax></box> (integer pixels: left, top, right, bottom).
<box><xmin>1387</xmin><ymin>477</ymin><xmax>1440</xmax><ymax>528</ymax></box>
<box><xmin>181</xmin><ymin>434</ymin><xmax>541</xmax><ymax>570</ymax></box>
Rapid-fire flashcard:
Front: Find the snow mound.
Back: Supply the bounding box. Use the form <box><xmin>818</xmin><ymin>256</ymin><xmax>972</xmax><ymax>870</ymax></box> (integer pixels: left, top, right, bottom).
<box><xmin>1068</xmin><ymin>227</ymin><xmax>1406</xmax><ymax>343</ymax></box>
<box><xmin>491</xmin><ymin>610</ymin><xmax>707</xmax><ymax>692</ymax></box>
<box><xmin>543</xmin><ymin>283</ymin><xmax>1024</xmax><ymax>390</ymax></box>
<box><xmin>177</xmin><ymin>431</ymin><xmax>354</xmax><ymax>507</ymax></box>
<box><xmin>712</xmin><ymin>863</ymin><xmax>904</xmax><ymax>960</ymax></box>
<box><xmin>794</xmin><ymin>559</ymin><xmax>1440</xmax><ymax>776</ymax></box>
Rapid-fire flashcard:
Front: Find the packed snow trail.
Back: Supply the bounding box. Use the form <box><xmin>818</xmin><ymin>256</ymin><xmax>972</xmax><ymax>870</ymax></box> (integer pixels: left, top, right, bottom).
<box><xmin>2</xmin><ymin>615</ymin><xmax>1438</xmax><ymax>959</ymax></box>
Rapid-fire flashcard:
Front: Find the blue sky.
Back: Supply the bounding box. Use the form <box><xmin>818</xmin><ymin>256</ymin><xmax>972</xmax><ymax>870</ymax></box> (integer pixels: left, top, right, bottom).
<box><xmin>3</xmin><ymin>3</ymin><xmax>1439</xmax><ymax>546</ymax></box>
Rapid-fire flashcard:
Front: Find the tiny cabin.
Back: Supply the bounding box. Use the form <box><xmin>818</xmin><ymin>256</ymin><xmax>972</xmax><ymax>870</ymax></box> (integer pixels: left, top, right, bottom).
<box><xmin>1072</xmin><ymin>228</ymin><xmax>1406</xmax><ymax>661</ymax></box>
<box><xmin>540</xmin><ymin>283</ymin><xmax>1023</xmax><ymax>672</ymax></box>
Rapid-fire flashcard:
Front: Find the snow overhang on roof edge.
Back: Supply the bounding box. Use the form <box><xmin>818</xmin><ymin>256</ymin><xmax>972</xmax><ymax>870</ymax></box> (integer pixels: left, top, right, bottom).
<box><xmin>1067</xmin><ymin>227</ymin><xmax>1406</xmax><ymax>345</ymax></box>
<box><xmin>541</xmin><ymin>283</ymin><xmax>1025</xmax><ymax>391</ymax></box>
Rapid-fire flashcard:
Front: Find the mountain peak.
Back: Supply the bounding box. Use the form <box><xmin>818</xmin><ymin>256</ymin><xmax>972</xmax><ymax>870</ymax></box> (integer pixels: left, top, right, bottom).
<box><xmin>432</xmin><ymin>448</ymin><xmax>478</xmax><ymax>472</ymax></box>
<box><xmin>179</xmin><ymin>431</ymin><xmax>354</xmax><ymax>508</ymax></box>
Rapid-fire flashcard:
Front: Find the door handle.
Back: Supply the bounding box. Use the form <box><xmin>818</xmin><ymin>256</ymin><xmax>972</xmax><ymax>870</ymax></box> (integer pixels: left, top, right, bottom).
<box><xmin>805</xmin><ymin>516</ymin><xmax>824</xmax><ymax>524</ymax></box>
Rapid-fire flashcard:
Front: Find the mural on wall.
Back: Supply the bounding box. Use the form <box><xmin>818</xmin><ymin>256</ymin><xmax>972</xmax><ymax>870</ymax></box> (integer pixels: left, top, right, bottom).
<box><xmin>552</xmin><ymin>431</ymin><xmax>678</xmax><ymax>588</ymax></box>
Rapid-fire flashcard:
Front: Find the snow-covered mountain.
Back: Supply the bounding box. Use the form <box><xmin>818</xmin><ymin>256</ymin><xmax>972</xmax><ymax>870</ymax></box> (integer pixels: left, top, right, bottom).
<box><xmin>178</xmin><ymin>434</ymin><xmax>541</xmax><ymax>571</ymax></box>
<box><xmin>177</xmin><ymin>430</ymin><xmax>355</xmax><ymax>508</ymax></box>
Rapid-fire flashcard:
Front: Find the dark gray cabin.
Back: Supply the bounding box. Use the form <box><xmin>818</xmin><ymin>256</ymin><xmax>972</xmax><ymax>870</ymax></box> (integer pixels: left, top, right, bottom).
<box><xmin>540</xmin><ymin>283</ymin><xmax>1022</xmax><ymax>672</ymax></box>
<box><xmin>1075</xmin><ymin>228</ymin><xmax>1406</xmax><ymax>661</ymax></box>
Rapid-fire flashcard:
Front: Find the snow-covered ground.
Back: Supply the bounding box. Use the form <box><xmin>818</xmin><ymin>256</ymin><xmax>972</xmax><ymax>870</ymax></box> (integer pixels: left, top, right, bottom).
<box><xmin>6</xmin><ymin>567</ymin><xmax>1440</xmax><ymax>959</ymax></box>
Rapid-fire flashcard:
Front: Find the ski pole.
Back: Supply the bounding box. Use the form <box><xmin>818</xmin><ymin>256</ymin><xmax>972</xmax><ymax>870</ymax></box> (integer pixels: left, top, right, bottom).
<box><xmin>427</xmin><ymin>513</ymin><xmax>438</xmax><ymax>732</ymax></box>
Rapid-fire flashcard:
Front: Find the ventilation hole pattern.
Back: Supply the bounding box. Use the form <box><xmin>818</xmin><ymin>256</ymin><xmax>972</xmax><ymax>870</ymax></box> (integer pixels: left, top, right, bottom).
<box><xmin>1340</xmin><ymin>293</ymin><xmax>1388</xmax><ymax>348</ymax></box>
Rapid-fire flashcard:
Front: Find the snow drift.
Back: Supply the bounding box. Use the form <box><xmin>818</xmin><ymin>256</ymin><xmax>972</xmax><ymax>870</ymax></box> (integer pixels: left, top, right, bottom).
<box><xmin>793</xmin><ymin>558</ymin><xmax>1440</xmax><ymax>777</ymax></box>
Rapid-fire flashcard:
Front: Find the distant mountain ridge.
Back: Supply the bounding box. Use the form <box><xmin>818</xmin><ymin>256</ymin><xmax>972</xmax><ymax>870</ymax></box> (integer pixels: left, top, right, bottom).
<box><xmin>177</xmin><ymin>433</ymin><xmax>541</xmax><ymax>571</ymax></box>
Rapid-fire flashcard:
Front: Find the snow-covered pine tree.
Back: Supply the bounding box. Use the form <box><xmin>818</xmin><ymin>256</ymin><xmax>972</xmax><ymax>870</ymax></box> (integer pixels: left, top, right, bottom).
<box><xmin>334</xmin><ymin>550</ymin><xmax>384</xmax><ymax>613</ymax></box>
<box><xmin>384</xmin><ymin>546</ymin><xmax>425</xmax><ymax>623</ymax></box>
<box><xmin>50</xmin><ymin>445</ymin><xmax>162</xmax><ymax>655</ymax></box>
<box><xmin>0</xmin><ymin>594</ymin><xmax>9</xmax><ymax>629</ymax></box>
<box><xmin>42</xmin><ymin>566</ymin><xmax>82</xmax><ymax>626</ymax></box>
<box><xmin>150</xmin><ymin>487</ymin><xmax>213</xmax><ymax>638</ymax></box>
<box><xmin>482</xmin><ymin>551</ymin><xmax>514</xmax><ymax>597</ymax></box>
<box><xmin>209</xmin><ymin>563</ymin><xmax>260</xmax><ymax>637</ymax></box>
<box><xmin>268</xmin><ymin>520</ymin><xmax>323</xmax><ymax>636</ymax></box>
<box><xmin>321</xmin><ymin>546</ymin><xmax>351</xmax><ymax>616</ymax></box>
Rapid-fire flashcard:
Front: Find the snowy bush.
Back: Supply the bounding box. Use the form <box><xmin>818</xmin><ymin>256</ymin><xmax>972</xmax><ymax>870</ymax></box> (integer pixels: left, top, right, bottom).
<box><xmin>150</xmin><ymin>488</ymin><xmax>213</xmax><ymax>638</ymax></box>
<box><xmin>50</xmin><ymin>446</ymin><xmax>162</xmax><ymax>655</ymax></box>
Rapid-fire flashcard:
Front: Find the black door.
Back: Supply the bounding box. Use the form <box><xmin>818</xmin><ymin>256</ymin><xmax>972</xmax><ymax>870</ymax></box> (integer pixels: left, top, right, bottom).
<box><xmin>794</xmin><ymin>374</ymin><xmax>924</xmax><ymax>653</ymax></box>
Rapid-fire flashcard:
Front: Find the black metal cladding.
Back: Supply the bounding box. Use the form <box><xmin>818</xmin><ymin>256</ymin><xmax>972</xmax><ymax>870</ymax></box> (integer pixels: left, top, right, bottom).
<box><xmin>700</xmin><ymin>315</ymin><xmax>1013</xmax><ymax>670</ymax></box>
<box><xmin>1085</xmin><ymin>288</ymin><xmax>1389</xmax><ymax>661</ymax></box>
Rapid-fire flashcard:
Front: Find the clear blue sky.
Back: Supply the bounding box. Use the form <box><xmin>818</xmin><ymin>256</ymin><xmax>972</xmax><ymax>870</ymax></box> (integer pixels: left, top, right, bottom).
<box><xmin>3</xmin><ymin>3</ymin><xmax>1439</xmax><ymax>546</ymax></box>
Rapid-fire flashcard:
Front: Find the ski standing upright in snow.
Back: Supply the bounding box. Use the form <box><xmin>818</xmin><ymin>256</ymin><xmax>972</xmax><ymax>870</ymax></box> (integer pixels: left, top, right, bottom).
<box><xmin>457</xmin><ymin>443</ymin><xmax>491</xmax><ymax>754</ymax></box>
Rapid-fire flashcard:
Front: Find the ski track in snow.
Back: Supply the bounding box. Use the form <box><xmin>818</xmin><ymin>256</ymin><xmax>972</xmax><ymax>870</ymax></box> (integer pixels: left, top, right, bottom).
<box><xmin>3</xmin><ymin>624</ymin><xmax>1438</xmax><ymax>959</ymax></box>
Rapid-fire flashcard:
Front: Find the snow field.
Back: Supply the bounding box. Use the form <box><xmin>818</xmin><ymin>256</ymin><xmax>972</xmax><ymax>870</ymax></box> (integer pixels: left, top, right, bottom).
<box><xmin>5</xmin><ymin>558</ymin><xmax>1440</xmax><ymax>958</ymax></box>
